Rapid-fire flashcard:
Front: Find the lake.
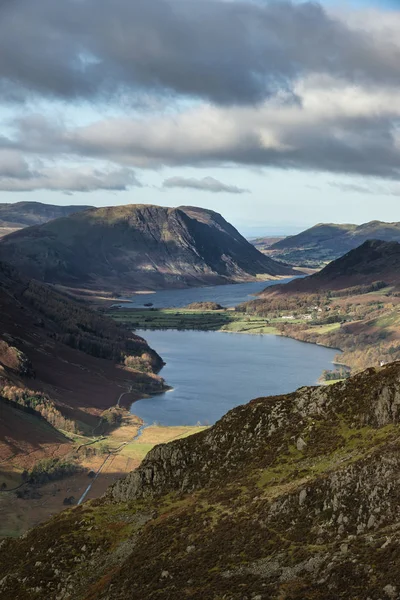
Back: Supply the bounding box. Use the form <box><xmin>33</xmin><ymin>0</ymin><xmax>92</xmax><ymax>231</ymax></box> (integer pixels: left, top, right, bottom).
<box><xmin>131</xmin><ymin>329</ymin><xmax>338</xmax><ymax>426</ymax></box>
<box><xmin>122</xmin><ymin>277</ymin><xmax>297</xmax><ymax>309</ymax></box>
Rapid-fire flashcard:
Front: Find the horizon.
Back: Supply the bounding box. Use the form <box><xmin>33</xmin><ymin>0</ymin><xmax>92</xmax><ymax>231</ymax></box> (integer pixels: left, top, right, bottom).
<box><xmin>0</xmin><ymin>0</ymin><xmax>400</xmax><ymax>233</ymax></box>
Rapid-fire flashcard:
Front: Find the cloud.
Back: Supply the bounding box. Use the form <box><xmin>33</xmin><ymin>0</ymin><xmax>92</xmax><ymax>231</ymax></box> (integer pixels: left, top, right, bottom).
<box><xmin>162</xmin><ymin>176</ymin><xmax>248</xmax><ymax>194</ymax></box>
<box><xmin>330</xmin><ymin>181</ymin><xmax>400</xmax><ymax>196</ymax></box>
<box><xmin>5</xmin><ymin>77</ymin><xmax>400</xmax><ymax>180</ymax></box>
<box><xmin>1</xmin><ymin>1</ymin><xmax>400</xmax><ymax>105</ymax></box>
<box><xmin>0</xmin><ymin>150</ymin><xmax>32</xmax><ymax>179</ymax></box>
<box><xmin>2</xmin><ymin>1</ymin><xmax>400</xmax><ymax>188</ymax></box>
<box><xmin>0</xmin><ymin>160</ymin><xmax>141</xmax><ymax>192</ymax></box>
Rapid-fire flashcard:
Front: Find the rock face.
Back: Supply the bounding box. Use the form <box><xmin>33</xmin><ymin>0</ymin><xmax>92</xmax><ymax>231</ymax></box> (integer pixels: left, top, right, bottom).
<box><xmin>0</xmin><ymin>204</ymin><xmax>294</xmax><ymax>291</ymax></box>
<box><xmin>3</xmin><ymin>364</ymin><xmax>400</xmax><ymax>598</ymax></box>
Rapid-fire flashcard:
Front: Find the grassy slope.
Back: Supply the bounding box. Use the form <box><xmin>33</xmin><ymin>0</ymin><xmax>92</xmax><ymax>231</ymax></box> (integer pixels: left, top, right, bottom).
<box><xmin>3</xmin><ymin>364</ymin><xmax>400</xmax><ymax>598</ymax></box>
<box><xmin>242</xmin><ymin>287</ymin><xmax>400</xmax><ymax>373</ymax></box>
<box><xmin>0</xmin><ymin>419</ymin><xmax>207</xmax><ymax>538</ymax></box>
<box><xmin>0</xmin><ymin>259</ymin><xmax>166</xmax><ymax>485</ymax></box>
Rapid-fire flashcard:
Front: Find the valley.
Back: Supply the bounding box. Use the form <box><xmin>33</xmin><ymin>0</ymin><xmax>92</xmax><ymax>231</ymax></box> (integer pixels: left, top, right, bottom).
<box><xmin>2</xmin><ymin>205</ymin><xmax>400</xmax><ymax>597</ymax></box>
<box><xmin>4</xmin><ymin>362</ymin><xmax>400</xmax><ymax>599</ymax></box>
<box><xmin>3</xmin><ymin>206</ymin><xmax>400</xmax><ymax>544</ymax></box>
<box><xmin>3</xmin><ymin>0</ymin><xmax>400</xmax><ymax>594</ymax></box>
<box><xmin>0</xmin><ymin>412</ymin><xmax>206</xmax><ymax>538</ymax></box>
<box><xmin>0</xmin><ymin>273</ymin><xmax>337</xmax><ymax>537</ymax></box>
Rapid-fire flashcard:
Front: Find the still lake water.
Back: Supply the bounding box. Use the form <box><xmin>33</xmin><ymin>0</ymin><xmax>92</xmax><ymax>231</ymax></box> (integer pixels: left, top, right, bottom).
<box><xmin>131</xmin><ymin>329</ymin><xmax>338</xmax><ymax>426</ymax></box>
<box><xmin>122</xmin><ymin>277</ymin><xmax>297</xmax><ymax>309</ymax></box>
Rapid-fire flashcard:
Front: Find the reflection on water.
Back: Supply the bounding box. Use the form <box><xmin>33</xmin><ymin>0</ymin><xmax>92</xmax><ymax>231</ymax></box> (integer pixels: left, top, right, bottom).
<box><xmin>131</xmin><ymin>329</ymin><xmax>337</xmax><ymax>426</ymax></box>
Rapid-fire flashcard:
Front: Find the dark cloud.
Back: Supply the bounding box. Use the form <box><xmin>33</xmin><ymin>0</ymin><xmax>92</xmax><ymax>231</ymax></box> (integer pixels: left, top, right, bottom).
<box><xmin>162</xmin><ymin>176</ymin><xmax>248</xmax><ymax>194</ymax></box>
<box><xmin>1</xmin><ymin>0</ymin><xmax>400</xmax><ymax>105</ymax></box>
<box><xmin>2</xmin><ymin>1</ymin><xmax>400</xmax><ymax>187</ymax></box>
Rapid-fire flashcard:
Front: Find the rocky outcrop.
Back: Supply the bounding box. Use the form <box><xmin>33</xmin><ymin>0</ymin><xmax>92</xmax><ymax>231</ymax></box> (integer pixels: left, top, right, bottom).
<box><xmin>4</xmin><ymin>363</ymin><xmax>400</xmax><ymax>599</ymax></box>
<box><xmin>108</xmin><ymin>363</ymin><xmax>400</xmax><ymax>502</ymax></box>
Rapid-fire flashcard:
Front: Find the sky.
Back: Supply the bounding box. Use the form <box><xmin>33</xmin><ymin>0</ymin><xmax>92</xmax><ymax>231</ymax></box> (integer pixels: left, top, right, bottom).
<box><xmin>0</xmin><ymin>0</ymin><xmax>400</xmax><ymax>236</ymax></box>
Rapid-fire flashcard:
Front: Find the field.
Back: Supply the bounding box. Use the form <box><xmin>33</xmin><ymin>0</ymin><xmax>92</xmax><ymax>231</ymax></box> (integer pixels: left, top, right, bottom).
<box><xmin>0</xmin><ymin>410</ymin><xmax>207</xmax><ymax>538</ymax></box>
<box><xmin>109</xmin><ymin>307</ymin><xmax>290</xmax><ymax>334</ymax></box>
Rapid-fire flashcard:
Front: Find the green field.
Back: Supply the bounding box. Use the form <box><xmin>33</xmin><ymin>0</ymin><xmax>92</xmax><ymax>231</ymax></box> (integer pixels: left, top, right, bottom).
<box><xmin>109</xmin><ymin>308</ymin><xmax>282</xmax><ymax>334</ymax></box>
<box><xmin>119</xmin><ymin>425</ymin><xmax>208</xmax><ymax>461</ymax></box>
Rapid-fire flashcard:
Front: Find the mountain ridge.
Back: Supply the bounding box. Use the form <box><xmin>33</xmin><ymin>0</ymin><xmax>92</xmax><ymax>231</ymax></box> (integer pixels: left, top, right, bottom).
<box><xmin>255</xmin><ymin>219</ymin><xmax>400</xmax><ymax>267</ymax></box>
<box><xmin>0</xmin><ymin>204</ymin><xmax>294</xmax><ymax>292</ymax></box>
<box><xmin>0</xmin><ymin>201</ymin><xmax>92</xmax><ymax>228</ymax></box>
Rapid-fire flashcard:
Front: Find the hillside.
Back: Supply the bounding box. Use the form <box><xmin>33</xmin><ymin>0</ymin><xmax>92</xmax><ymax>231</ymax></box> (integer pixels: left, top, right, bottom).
<box><xmin>3</xmin><ymin>363</ymin><xmax>400</xmax><ymax>598</ymax></box>
<box><xmin>250</xmin><ymin>235</ymin><xmax>285</xmax><ymax>252</ymax></box>
<box><xmin>0</xmin><ymin>201</ymin><xmax>92</xmax><ymax>237</ymax></box>
<box><xmin>261</xmin><ymin>239</ymin><xmax>400</xmax><ymax>295</ymax></box>
<box><xmin>0</xmin><ymin>204</ymin><xmax>295</xmax><ymax>292</ymax></box>
<box><xmin>0</xmin><ymin>261</ymin><xmax>164</xmax><ymax>469</ymax></box>
<box><xmin>235</xmin><ymin>241</ymin><xmax>400</xmax><ymax>375</ymax></box>
<box><xmin>259</xmin><ymin>220</ymin><xmax>400</xmax><ymax>267</ymax></box>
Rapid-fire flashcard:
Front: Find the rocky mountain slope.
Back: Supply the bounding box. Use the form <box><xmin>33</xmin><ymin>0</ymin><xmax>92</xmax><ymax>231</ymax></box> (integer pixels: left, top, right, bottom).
<box><xmin>0</xmin><ymin>260</ymin><xmax>164</xmax><ymax>467</ymax></box>
<box><xmin>2</xmin><ymin>362</ymin><xmax>400</xmax><ymax>598</ymax></box>
<box><xmin>0</xmin><ymin>204</ymin><xmax>294</xmax><ymax>292</ymax></box>
<box><xmin>259</xmin><ymin>220</ymin><xmax>400</xmax><ymax>267</ymax></box>
<box><xmin>259</xmin><ymin>239</ymin><xmax>400</xmax><ymax>295</ymax></box>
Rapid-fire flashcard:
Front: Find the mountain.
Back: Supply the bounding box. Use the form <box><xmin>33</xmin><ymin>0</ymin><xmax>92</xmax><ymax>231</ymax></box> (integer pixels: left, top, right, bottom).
<box><xmin>260</xmin><ymin>239</ymin><xmax>400</xmax><ymax>295</ymax></box>
<box><xmin>0</xmin><ymin>261</ymin><xmax>164</xmax><ymax>467</ymax></box>
<box><xmin>0</xmin><ymin>201</ymin><xmax>92</xmax><ymax>239</ymax></box>
<box><xmin>258</xmin><ymin>220</ymin><xmax>400</xmax><ymax>267</ymax></box>
<box><xmin>250</xmin><ymin>235</ymin><xmax>285</xmax><ymax>252</ymax></box>
<box><xmin>0</xmin><ymin>201</ymin><xmax>92</xmax><ymax>229</ymax></box>
<box><xmin>0</xmin><ymin>204</ymin><xmax>295</xmax><ymax>292</ymax></box>
<box><xmin>3</xmin><ymin>362</ymin><xmax>400</xmax><ymax>598</ymax></box>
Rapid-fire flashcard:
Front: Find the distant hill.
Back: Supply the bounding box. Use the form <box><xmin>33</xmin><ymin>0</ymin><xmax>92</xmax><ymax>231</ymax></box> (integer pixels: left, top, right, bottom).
<box><xmin>0</xmin><ymin>204</ymin><xmax>294</xmax><ymax>292</ymax></box>
<box><xmin>258</xmin><ymin>220</ymin><xmax>400</xmax><ymax>267</ymax></box>
<box><xmin>250</xmin><ymin>236</ymin><xmax>285</xmax><ymax>252</ymax></box>
<box><xmin>0</xmin><ymin>201</ymin><xmax>92</xmax><ymax>228</ymax></box>
<box><xmin>260</xmin><ymin>239</ymin><xmax>400</xmax><ymax>295</ymax></box>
